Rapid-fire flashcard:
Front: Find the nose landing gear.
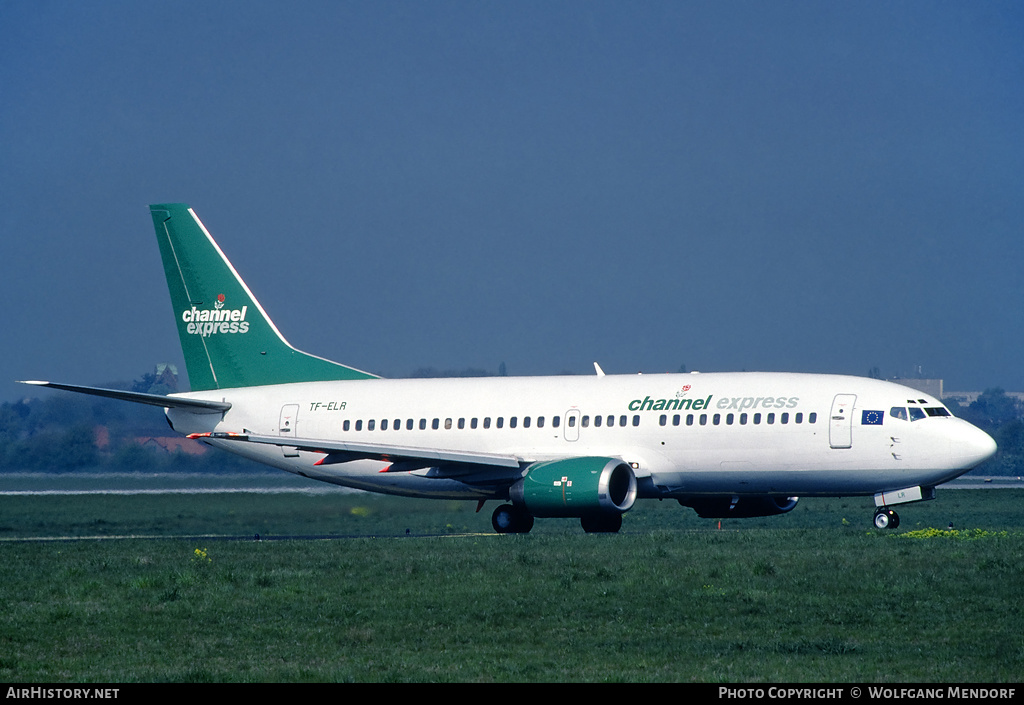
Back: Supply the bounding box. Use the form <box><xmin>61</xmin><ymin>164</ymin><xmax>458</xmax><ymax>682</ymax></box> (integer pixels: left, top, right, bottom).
<box><xmin>873</xmin><ymin>508</ymin><xmax>900</xmax><ymax>529</ymax></box>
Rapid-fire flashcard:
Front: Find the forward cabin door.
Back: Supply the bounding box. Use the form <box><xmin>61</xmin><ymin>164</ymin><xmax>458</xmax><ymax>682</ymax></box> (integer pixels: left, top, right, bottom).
<box><xmin>829</xmin><ymin>394</ymin><xmax>856</xmax><ymax>449</ymax></box>
<box><xmin>279</xmin><ymin>403</ymin><xmax>300</xmax><ymax>457</ymax></box>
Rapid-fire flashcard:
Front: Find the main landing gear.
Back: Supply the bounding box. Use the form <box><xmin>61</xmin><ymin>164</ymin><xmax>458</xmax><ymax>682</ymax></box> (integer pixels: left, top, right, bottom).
<box><xmin>490</xmin><ymin>504</ymin><xmax>624</xmax><ymax>534</ymax></box>
<box><xmin>491</xmin><ymin>504</ymin><xmax>534</xmax><ymax>534</ymax></box>
<box><xmin>873</xmin><ymin>507</ymin><xmax>900</xmax><ymax>530</ymax></box>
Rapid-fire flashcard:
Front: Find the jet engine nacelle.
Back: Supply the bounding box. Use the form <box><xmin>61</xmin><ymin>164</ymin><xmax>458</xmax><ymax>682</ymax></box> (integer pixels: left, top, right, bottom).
<box><xmin>679</xmin><ymin>495</ymin><xmax>799</xmax><ymax>518</ymax></box>
<box><xmin>511</xmin><ymin>457</ymin><xmax>637</xmax><ymax>518</ymax></box>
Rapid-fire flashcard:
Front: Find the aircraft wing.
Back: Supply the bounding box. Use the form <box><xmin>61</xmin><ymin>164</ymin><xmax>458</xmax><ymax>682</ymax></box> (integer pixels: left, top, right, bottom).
<box><xmin>19</xmin><ymin>381</ymin><xmax>231</xmax><ymax>413</ymax></box>
<box><xmin>187</xmin><ymin>431</ymin><xmax>525</xmax><ymax>472</ymax></box>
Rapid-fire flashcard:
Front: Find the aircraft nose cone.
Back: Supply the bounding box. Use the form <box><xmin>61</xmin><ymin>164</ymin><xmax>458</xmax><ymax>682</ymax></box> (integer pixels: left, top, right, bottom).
<box><xmin>955</xmin><ymin>421</ymin><xmax>997</xmax><ymax>469</ymax></box>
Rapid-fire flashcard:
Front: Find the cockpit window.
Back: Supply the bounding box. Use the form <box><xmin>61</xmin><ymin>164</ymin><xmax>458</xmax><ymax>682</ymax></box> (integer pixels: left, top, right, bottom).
<box><xmin>891</xmin><ymin>405</ymin><xmax>950</xmax><ymax>421</ymax></box>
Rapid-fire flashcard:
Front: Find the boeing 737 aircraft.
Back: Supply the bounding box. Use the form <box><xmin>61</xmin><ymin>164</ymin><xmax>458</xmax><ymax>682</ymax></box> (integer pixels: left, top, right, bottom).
<box><xmin>23</xmin><ymin>204</ymin><xmax>997</xmax><ymax>532</ymax></box>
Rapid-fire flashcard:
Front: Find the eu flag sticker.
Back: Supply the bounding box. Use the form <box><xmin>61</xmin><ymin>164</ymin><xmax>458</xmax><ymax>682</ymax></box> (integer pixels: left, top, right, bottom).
<box><xmin>862</xmin><ymin>410</ymin><xmax>885</xmax><ymax>425</ymax></box>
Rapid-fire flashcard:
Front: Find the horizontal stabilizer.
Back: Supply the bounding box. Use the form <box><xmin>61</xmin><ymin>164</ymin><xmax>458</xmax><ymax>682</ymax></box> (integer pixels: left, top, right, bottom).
<box><xmin>19</xmin><ymin>381</ymin><xmax>231</xmax><ymax>413</ymax></box>
<box><xmin>187</xmin><ymin>431</ymin><xmax>523</xmax><ymax>469</ymax></box>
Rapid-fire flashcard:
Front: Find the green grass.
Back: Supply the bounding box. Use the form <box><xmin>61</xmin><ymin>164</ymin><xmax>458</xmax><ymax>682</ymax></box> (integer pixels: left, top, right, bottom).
<box><xmin>1</xmin><ymin>489</ymin><xmax>1022</xmax><ymax>682</ymax></box>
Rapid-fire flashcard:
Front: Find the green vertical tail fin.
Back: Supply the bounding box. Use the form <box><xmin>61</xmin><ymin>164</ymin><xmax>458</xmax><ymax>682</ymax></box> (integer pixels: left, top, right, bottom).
<box><xmin>150</xmin><ymin>203</ymin><xmax>378</xmax><ymax>391</ymax></box>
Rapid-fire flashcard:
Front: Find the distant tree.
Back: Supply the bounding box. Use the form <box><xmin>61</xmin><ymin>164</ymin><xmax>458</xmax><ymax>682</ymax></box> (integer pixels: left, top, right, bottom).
<box><xmin>130</xmin><ymin>369</ymin><xmax>176</xmax><ymax>396</ymax></box>
<box><xmin>409</xmin><ymin>367</ymin><xmax>494</xmax><ymax>378</ymax></box>
<box><xmin>110</xmin><ymin>441</ymin><xmax>162</xmax><ymax>471</ymax></box>
<box><xmin>498</xmin><ymin>362</ymin><xmax>507</xmax><ymax>377</ymax></box>
<box><xmin>973</xmin><ymin>419</ymin><xmax>1024</xmax><ymax>476</ymax></box>
<box><xmin>34</xmin><ymin>393</ymin><xmax>95</xmax><ymax>430</ymax></box>
<box><xmin>959</xmin><ymin>388</ymin><xmax>1022</xmax><ymax>432</ymax></box>
<box><xmin>867</xmin><ymin>367</ymin><xmax>882</xmax><ymax>380</ymax></box>
<box><xmin>131</xmin><ymin>373</ymin><xmax>158</xmax><ymax>394</ymax></box>
<box><xmin>61</xmin><ymin>425</ymin><xmax>99</xmax><ymax>469</ymax></box>
<box><xmin>0</xmin><ymin>402</ymin><xmax>28</xmax><ymax>445</ymax></box>
<box><xmin>943</xmin><ymin>397</ymin><xmax>967</xmax><ymax>417</ymax></box>
<box><xmin>995</xmin><ymin>420</ymin><xmax>1024</xmax><ymax>458</ymax></box>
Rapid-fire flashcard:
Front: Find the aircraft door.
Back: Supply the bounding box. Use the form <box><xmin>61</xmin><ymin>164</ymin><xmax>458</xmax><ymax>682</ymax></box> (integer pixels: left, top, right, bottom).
<box><xmin>564</xmin><ymin>409</ymin><xmax>580</xmax><ymax>442</ymax></box>
<box><xmin>279</xmin><ymin>404</ymin><xmax>300</xmax><ymax>457</ymax></box>
<box><xmin>829</xmin><ymin>394</ymin><xmax>856</xmax><ymax>449</ymax></box>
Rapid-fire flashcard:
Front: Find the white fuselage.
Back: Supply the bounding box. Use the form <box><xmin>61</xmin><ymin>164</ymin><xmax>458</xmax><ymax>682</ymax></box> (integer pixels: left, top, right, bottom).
<box><xmin>165</xmin><ymin>371</ymin><xmax>996</xmax><ymax>502</ymax></box>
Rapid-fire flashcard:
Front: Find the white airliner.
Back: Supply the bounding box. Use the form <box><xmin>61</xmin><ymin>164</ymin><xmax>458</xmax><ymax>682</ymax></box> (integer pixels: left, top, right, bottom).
<box><xmin>23</xmin><ymin>204</ymin><xmax>997</xmax><ymax>532</ymax></box>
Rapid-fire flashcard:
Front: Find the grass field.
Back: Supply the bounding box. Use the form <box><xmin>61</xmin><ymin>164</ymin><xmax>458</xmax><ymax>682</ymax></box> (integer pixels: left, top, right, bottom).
<box><xmin>1</xmin><ymin>487</ymin><xmax>1022</xmax><ymax>682</ymax></box>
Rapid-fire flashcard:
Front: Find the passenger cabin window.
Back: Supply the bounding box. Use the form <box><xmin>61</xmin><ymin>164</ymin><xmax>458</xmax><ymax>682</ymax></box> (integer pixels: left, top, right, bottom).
<box><xmin>315</xmin><ymin>406</ymin><xmax>818</xmax><ymax>439</ymax></box>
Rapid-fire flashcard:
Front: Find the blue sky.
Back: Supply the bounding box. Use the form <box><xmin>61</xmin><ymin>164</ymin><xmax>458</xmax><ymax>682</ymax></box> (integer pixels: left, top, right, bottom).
<box><xmin>2</xmin><ymin>1</ymin><xmax>1022</xmax><ymax>402</ymax></box>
